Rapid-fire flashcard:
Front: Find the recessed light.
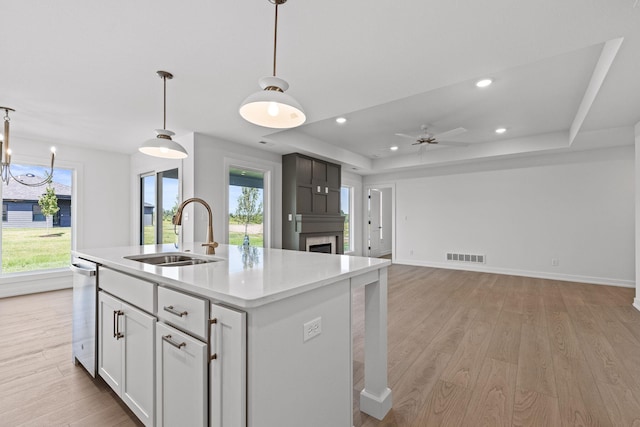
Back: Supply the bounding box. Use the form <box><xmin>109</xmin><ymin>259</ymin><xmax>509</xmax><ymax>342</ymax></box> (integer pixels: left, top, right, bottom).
<box><xmin>390</xmin><ymin>146</ymin><xmax>399</xmax><ymax>151</ymax></box>
<box><xmin>495</xmin><ymin>127</ymin><xmax>507</xmax><ymax>134</ymax></box>
<box><xmin>476</xmin><ymin>78</ymin><xmax>492</xmax><ymax>88</ymax></box>
<box><xmin>335</xmin><ymin>117</ymin><xmax>347</xmax><ymax>124</ymax></box>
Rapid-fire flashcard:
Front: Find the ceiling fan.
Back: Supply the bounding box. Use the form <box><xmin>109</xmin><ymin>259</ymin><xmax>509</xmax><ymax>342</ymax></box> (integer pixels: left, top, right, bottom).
<box><xmin>395</xmin><ymin>125</ymin><xmax>469</xmax><ymax>147</ymax></box>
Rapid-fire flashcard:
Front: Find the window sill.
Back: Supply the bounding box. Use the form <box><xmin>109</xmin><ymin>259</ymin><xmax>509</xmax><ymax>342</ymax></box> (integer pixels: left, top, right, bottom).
<box><xmin>0</xmin><ymin>268</ymin><xmax>72</xmax><ymax>298</ymax></box>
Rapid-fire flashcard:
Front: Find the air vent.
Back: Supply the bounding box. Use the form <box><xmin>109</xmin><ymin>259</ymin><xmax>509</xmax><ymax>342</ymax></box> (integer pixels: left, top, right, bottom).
<box><xmin>446</xmin><ymin>252</ymin><xmax>485</xmax><ymax>264</ymax></box>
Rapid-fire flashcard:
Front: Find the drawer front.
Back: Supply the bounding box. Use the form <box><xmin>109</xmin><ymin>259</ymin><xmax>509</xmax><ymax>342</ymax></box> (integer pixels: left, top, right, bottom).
<box><xmin>100</xmin><ymin>267</ymin><xmax>155</xmax><ymax>313</ymax></box>
<box><xmin>158</xmin><ymin>286</ymin><xmax>209</xmax><ymax>340</ymax></box>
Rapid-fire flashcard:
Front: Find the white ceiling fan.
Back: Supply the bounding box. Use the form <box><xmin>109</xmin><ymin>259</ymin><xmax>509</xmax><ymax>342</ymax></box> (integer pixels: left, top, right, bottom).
<box><xmin>395</xmin><ymin>125</ymin><xmax>469</xmax><ymax>147</ymax></box>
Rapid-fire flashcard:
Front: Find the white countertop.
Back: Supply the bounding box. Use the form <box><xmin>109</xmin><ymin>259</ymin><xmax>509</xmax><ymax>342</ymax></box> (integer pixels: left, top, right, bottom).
<box><xmin>73</xmin><ymin>243</ymin><xmax>390</xmax><ymax>308</ymax></box>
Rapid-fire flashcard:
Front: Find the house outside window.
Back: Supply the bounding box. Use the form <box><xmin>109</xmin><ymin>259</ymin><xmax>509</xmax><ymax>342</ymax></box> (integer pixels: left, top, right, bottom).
<box><xmin>2</xmin><ymin>204</ymin><xmax>6</xmax><ymax>222</ymax></box>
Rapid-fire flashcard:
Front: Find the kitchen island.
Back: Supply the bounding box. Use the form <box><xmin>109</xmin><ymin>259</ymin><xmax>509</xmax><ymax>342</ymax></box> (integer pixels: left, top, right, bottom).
<box><xmin>73</xmin><ymin>243</ymin><xmax>392</xmax><ymax>427</ymax></box>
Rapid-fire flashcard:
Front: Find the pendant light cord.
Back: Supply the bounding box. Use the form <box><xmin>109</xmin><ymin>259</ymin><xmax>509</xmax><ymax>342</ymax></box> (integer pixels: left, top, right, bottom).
<box><xmin>273</xmin><ymin>2</ymin><xmax>278</xmax><ymax>77</ymax></box>
<box><xmin>163</xmin><ymin>75</ymin><xmax>167</xmax><ymax>130</ymax></box>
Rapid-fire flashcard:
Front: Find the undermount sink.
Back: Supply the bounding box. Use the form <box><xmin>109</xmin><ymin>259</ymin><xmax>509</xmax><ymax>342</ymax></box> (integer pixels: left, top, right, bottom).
<box><xmin>125</xmin><ymin>252</ymin><xmax>221</xmax><ymax>267</ymax></box>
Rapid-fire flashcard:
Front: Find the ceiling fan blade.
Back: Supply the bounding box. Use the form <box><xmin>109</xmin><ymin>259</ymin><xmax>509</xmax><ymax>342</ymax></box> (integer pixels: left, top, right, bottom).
<box><xmin>411</xmin><ymin>141</ymin><xmax>424</xmax><ymax>145</ymax></box>
<box><xmin>433</xmin><ymin>127</ymin><xmax>467</xmax><ymax>140</ymax></box>
<box><xmin>436</xmin><ymin>140</ymin><xmax>470</xmax><ymax>147</ymax></box>
<box><xmin>395</xmin><ymin>133</ymin><xmax>418</xmax><ymax>140</ymax></box>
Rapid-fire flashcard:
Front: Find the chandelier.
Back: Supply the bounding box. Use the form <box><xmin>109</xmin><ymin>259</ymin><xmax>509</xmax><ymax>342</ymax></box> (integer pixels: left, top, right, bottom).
<box><xmin>0</xmin><ymin>107</ymin><xmax>56</xmax><ymax>187</ymax></box>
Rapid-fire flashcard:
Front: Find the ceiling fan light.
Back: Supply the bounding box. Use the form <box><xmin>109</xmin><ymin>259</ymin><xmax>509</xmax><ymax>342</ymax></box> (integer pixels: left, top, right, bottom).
<box><xmin>239</xmin><ymin>77</ymin><xmax>306</xmax><ymax>129</ymax></box>
<box><xmin>139</xmin><ymin>129</ymin><xmax>188</xmax><ymax>159</ymax></box>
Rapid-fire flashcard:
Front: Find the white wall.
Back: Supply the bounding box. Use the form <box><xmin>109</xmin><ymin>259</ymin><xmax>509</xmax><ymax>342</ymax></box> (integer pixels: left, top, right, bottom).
<box><xmin>0</xmin><ymin>138</ymin><xmax>131</xmax><ymax>297</ymax></box>
<box><xmin>365</xmin><ymin>145</ymin><xmax>634</xmax><ymax>287</ymax></box>
<box><xmin>185</xmin><ymin>134</ymin><xmax>283</xmax><ymax>249</ymax></box>
<box><xmin>635</xmin><ymin>123</ymin><xmax>640</xmax><ymax>310</ymax></box>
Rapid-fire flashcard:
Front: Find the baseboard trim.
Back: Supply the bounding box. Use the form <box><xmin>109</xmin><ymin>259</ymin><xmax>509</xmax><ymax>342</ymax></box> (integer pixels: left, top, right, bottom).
<box><xmin>393</xmin><ymin>259</ymin><xmax>635</xmax><ymax>288</ymax></box>
<box><xmin>634</xmin><ymin>298</ymin><xmax>640</xmax><ymax>312</ymax></box>
<box><xmin>0</xmin><ymin>270</ymin><xmax>72</xmax><ymax>298</ymax></box>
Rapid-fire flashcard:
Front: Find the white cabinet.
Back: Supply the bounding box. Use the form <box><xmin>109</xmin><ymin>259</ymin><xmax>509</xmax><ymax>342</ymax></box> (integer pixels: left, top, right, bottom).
<box><xmin>210</xmin><ymin>303</ymin><xmax>246</xmax><ymax>427</ymax></box>
<box><xmin>98</xmin><ymin>291</ymin><xmax>155</xmax><ymax>427</ymax></box>
<box><xmin>156</xmin><ymin>322</ymin><xmax>208</xmax><ymax>427</ymax></box>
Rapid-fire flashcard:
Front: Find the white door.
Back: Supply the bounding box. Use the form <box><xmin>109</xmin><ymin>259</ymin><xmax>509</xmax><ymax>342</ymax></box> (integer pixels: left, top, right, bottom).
<box><xmin>121</xmin><ymin>302</ymin><xmax>155</xmax><ymax>427</ymax></box>
<box><xmin>368</xmin><ymin>189</ymin><xmax>382</xmax><ymax>257</ymax></box>
<box><xmin>156</xmin><ymin>322</ymin><xmax>208</xmax><ymax>427</ymax></box>
<box><xmin>98</xmin><ymin>291</ymin><xmax>122</xmax><ymax>392</ymax></box>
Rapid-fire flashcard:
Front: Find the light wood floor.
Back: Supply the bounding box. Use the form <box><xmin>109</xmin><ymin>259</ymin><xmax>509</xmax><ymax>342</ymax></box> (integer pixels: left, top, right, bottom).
<box><xmin>1</xmin><ymin>265</ymin><xmax>639</xmax><ymax>426</ymax></box>
<box><xmin>353</xmin><ymin>265</ymin><xmax>640</xmax><ymax>427</ymax></box>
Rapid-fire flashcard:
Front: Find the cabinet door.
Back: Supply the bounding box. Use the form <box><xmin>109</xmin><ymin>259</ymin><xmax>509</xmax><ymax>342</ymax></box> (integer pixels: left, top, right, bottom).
<box><xmin>210</xmin><ymin>304</ymin><xmax>247</xmax><ymax>427</ymax></box>
<box><xmin>327</xmin><ymin>189</ymin><xmax>341</xmax><ymax>214</ymax></box>
<box><xmin>311</xmin><ymin>159</ymin><xmax>327</xmax><ymax>184</ymax></box>
<box><xmin>156</xmin><ymin>322</ymin><xmax>208</xmax><ymax>427</ymax></box>
<box><xmin>121</xmin><ymin>302</ymin><xmax>155</xmax><ymax>427</ymax></box>
<box><xmin>98</xmin><ymin>291</ymin><xmax>122</xmax><ymax>393</ymax></box>
<box><xmin>326</xmin><ymin>162</ymin><xmax>341</xmax><ymax>190</ymax></box>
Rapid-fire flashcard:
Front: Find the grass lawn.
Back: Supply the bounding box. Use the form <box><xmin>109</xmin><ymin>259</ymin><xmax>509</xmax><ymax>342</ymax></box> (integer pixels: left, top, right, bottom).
<box><xmin>2</xmin><ymin>227</ymin><xmax>71</xmax><ymax>273</ymax></box>
<box><xmin>143</xmin><ymin>220</ymin><xmax>179</xmax><ymax>245</ymax></box>
<box><xmin>229</xmin><ymin>232</ymin><xmax>263</xmax><ymax>247</ymax></box>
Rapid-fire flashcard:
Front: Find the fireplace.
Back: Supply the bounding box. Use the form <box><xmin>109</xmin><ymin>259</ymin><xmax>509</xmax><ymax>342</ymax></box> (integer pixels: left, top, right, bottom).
<box><xmin>305</xmin><ymin>235</ymin><xmax>338</xmax><ymax>254</ymax></box>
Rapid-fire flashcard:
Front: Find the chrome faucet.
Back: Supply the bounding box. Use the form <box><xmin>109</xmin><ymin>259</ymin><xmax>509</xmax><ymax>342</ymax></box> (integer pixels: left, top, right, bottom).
<box><xmin>172</xmin><ymin>198</ymin><xmax>219</xmax><ymax>255</ymax></box>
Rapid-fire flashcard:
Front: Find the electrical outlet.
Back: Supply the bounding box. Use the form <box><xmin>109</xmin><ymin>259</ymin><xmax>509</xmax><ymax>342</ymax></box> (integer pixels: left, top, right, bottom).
<box><xmin>303</xmin><ymin>317</ymin><xmax>322</xmax><ymax>342</ymax></box>
<box><xmin>551</xmin><ymin>258</ymin><xmax>559</xmax><ymax>266</ymax></box>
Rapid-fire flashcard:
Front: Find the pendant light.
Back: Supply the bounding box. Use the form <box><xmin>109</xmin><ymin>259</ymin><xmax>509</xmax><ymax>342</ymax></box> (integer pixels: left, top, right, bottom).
<box><xmin>139</xmin><ymin>71</ymin><xmax>188</xmax><ymax>159</ymax></box>
<box><xmin>239</xmin><ymin>0</ymin><xmax>306</xmax><ymax>129</ymax></box>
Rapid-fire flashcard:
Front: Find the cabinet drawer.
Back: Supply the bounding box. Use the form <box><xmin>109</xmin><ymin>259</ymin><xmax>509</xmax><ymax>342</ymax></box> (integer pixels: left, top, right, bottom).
<box><xmin>100</xmin><ymin>267</ymin><xmax>155</xmax><ymax>313</ymax></box>
<box><xmin>158</xmin><ymin>287</ymin><xmax>209</xmax><ymax>340</ymax></box>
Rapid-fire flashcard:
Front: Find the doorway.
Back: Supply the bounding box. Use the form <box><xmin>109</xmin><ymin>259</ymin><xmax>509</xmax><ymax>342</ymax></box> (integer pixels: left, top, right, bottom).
<box><xmin>366</xmin><ymin>184</ymin><xmax>394</xmax><ymax>259</ymax></box>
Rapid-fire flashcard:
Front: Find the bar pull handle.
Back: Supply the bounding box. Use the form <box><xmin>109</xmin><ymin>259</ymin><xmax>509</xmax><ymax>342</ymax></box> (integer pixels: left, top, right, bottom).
<box><xmin>209</xmin><ymin>317</ymin><xmax>218</xmax><ymax>363</ymax></box>
<box><xmin>162</xmin><ymin>334</ymin><xmax>186</xmax><ymax>350</ymax></box>
<box><xmin>113</xmin><ymin>310</ymin><xmax>124</xmax><ymax>339</ymax></box>
<box><xmin>164</xmin><ymin>305</ymin><xmax>188</xmax><ymax>317</ymax></box>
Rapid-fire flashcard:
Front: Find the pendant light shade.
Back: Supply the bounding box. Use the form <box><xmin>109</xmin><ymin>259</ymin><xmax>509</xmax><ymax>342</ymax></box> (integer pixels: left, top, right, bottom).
<box><xmin>239</xmin><ymin>0</ymin><xmax>306</xmax><ymax>129</ymax></box>
<box><xmin>139</xmin><ymin>71</ymin><xmax>188</xmax><ymax>159</ymax></box>
<box><xmin>239</xmin><ymin>76</ymin><xmax>306</xmax><ymax>129</ymax></box>
<box><xmin>139</xmin><ymin>129</ymin><xmax>187</xmax><ymax>159</ymax></box>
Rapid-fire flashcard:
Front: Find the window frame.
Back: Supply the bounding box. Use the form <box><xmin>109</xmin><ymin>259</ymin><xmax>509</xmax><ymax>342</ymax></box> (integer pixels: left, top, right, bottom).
<box><xmin>0</xmin><ymin>158</ymin><xmax>77</xmax><ymax>278</ymax></box>
<box><xmin>341</xmin><ymin>185</ymin><xmax>354</xmax><ymax>253</ymax></box>
<box><xmin>223</xmin><ymin>156</ymin><xmax>278</xmax><ymax>249</ymax></box>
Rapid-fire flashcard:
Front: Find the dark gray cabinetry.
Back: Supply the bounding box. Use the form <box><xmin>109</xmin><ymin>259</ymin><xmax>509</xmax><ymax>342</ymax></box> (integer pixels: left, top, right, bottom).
<box><xmin>283</xmin><ymin>154</ymin><xmax>344</xmax><ymax>253</ymax></box>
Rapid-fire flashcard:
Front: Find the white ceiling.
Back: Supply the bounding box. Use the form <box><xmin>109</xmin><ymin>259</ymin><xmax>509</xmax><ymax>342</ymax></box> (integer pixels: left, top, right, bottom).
<box><xmin>2</xmin><ymin>1</ymin><xmax>639</xmax><ymax>174</ymax></box>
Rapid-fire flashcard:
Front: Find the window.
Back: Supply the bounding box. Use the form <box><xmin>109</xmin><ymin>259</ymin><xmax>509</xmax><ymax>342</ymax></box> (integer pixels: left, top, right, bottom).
<box><xmin>1</xmin><ymin>164</ymin><xmax>73</xmax><ymax>274</ymax></box>
<box><xmin>341</xmin><ymin>186</ymin><xmax>353</xmax><ymax>252</ymax></box>
<box><xmin>228</xmin><ymin>168</ymin><xmax>264</xmax><ymax>247</ymax></box>
<box><xmin>32</xmin><ymin>204</ymin><xmax>45</xmax><ymax>222</ymax></box>
<box><xmin>140</xmin><ymin>168</ymin><xmax>179</xmax><ymax>245</ymax></box>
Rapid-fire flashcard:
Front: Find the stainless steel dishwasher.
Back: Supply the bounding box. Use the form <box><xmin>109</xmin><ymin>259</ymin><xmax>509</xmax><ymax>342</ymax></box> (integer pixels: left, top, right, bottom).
<box><xmin>71</xmin><ymin>258</ymin><xmax>98</xmax><ymax>377</ymax></box>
